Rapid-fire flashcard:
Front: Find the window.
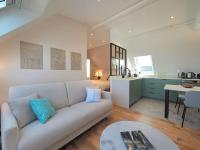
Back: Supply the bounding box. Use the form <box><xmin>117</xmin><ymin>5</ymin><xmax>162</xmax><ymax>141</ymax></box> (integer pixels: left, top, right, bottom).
<box><xmin>134</xmin><ymin>55</ymin><xmax>154</xmax><ymax>75</ymax></box>
<box><xmin>0</xmin><ymin>0</ymin><xmax>16</xmax><ymax>9</ymax></box>
<box><xmin>0</xmin><ymin>0</ymin><xmax>6</xmax><ymax>9</ymax></box>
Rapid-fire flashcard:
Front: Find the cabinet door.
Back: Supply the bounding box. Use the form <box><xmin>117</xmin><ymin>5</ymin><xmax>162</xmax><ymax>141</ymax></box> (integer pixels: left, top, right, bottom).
<box><xmin>129</xmin><ymin>80</ymin><xmax>135</xmax><ymax>106</ymax></box>
<box><xmin>136</xmin><ymin>79</ymin><xmax>142</xmax><ymax>100</ymax></box>
<box><xmin>142</xmin><ymin>78</ymin><xmax>155</xmax><ymax>97</ymax></box>
<box><xmin>130</xmin><ymin>79</ymin><xmax>142</xmax><ymax>106</ymax></box>
<box><xmin>142</xmin><ymin>78</ymin><xmax>181</xmax><ymax>101</ymax></box>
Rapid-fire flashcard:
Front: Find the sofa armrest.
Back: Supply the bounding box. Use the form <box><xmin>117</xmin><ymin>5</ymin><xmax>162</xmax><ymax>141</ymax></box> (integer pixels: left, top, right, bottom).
<box><xmin>102</xmin><ymin>91</ymin><xmax>111</xmax><ymax>100</ymax></box>
<box><xmin>1</xmin><ymin>102</ymin><xmax>19</xmax><ymax>150</ymax></box>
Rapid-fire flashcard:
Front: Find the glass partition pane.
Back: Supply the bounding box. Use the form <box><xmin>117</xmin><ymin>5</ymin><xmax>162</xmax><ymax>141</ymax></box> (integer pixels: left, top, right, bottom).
<box><xmin>116</xmin><ymin>47</ymin><xmax>120</xmax><ymax>59</ymax></box>
<box><xmin>111</xmin><ymin>58</ymin><xmax>117</xmax><ymax>75</ymax></box>
<box><xmin>112</xmin><ymin>45</ymin><xmax>115</xmax><ymax>58</ymax></box>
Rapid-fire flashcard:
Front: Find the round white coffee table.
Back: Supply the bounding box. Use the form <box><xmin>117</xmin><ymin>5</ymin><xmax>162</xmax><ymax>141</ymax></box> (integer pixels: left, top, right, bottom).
<box><xmin>100</xmin><ymin>121</ymin><xmax>180</xmax><ymax>150</ymax></box>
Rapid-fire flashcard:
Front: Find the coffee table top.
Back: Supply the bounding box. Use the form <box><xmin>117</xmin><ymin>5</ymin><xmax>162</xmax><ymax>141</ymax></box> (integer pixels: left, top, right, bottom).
<box><xmin>100</xmin><ymin>121</ymin><xmax>180</xmax><ymax>150</ymax></box>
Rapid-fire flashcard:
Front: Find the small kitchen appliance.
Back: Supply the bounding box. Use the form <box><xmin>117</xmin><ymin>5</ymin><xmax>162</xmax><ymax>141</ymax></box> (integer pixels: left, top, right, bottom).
<box><xmin>186</xmin><ymin>72</ymin><xmax>196</xmax><ymax>79</ymax></box>
<box><xmin>181</xmin><ymin>72</ymin><xmax>186</xmax><ymax>78</ymax></box>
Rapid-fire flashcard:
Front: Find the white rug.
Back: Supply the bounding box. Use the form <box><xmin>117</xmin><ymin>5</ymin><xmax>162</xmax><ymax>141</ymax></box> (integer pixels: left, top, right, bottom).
<box><xmin>130</xmin><ymin>98</ymin><xmax>200</xmax><ymax>130</ymax></box>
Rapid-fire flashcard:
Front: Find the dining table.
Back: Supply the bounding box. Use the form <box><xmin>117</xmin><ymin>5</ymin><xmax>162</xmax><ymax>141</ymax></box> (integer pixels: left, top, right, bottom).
<box><xmin>164</xmin><ymin>84</ymin><xmax>200</xmax><ymax>118</ymax></box>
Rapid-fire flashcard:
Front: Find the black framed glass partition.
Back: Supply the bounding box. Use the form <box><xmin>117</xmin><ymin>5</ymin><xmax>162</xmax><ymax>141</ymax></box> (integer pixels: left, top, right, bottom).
<box><xmin>110</xmin><ymin>43</ymin><xmax>127</xmax><ymax>76</ymax></box>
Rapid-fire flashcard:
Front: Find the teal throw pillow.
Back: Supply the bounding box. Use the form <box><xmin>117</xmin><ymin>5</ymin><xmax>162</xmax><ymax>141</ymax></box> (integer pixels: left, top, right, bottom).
<box><xmin>29</xmin><ymin>98</ymin><xmax>56</xmax><ymax>124</ymax></box>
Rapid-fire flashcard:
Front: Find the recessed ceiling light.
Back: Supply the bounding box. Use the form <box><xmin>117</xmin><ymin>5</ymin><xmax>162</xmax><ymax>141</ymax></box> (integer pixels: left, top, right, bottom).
<box><xmin>170</xmin><ymin>16</ymin><xmax>174</xmax><ymax>19</ymax></box>
<box><xmin>128</xmin><ymin>29</ymin><xmax>132</xmax><ymax>33</ymax></box>
<box><xmin>90</xmin><ymin>33</ymin><xmax>94</xmax><ymax>36</ymax></box>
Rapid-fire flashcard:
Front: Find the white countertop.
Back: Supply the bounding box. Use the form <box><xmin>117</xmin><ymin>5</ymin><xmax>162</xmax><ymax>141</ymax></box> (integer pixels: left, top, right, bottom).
<box><xmin>111</xmin><ymin>76</ymin><xmax>142</xmax><ymax>81</ymax></box>
<box><xmin>164</xmin><ymin>84</ymin><xmax>200</xmax><ymax>92</ymax></box>
<box><xmin>110</xmin><ymin>76</ymin><xmax>200</xmax><ymax>81</ymax></box>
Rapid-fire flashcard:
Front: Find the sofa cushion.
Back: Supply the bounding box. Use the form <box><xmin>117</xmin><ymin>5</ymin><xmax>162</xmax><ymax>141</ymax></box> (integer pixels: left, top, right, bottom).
<box><xmin>71</xmin><ymin>99</ymin><xmax>112</xmax><ymax>123</ymax></box>
<box><xmin>18</xmin><ymin>107</ymin><xmax>88</xmax><ymax>150</ymax></box>
<box><xmin>86</xmin><ymin>87</ymin><xmax>101</xmax><ymax>103</ymax></box>
<box><xmin>9</xmin><ymin>82</ymin><xmax>69</xmax><ymax>110</ymax></box>
<box><xmin>29</xmin><ymin>99</ymin><xmax>56</xmax><ymax>124</ymax></box>
<box><xmin>8</xmin><ymin>94</ymin><xmax>38</xmax><ymax>128</ymax></box>
<box><xmin>66</xmin><ymin>80</ymin><xmax>93</xmax><ymax>105</ymax></box>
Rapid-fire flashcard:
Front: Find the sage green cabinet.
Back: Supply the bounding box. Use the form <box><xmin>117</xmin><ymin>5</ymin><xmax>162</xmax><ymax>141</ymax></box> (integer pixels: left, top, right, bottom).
<box><xmin>142</xmin><ymin>78</ymin><xmax>181</xmax><ymax>101</ymax></box>
<box><xmin>129</xmin><ymin>79</ymin><xmax>143</xmax><ymax>106</ymax></box>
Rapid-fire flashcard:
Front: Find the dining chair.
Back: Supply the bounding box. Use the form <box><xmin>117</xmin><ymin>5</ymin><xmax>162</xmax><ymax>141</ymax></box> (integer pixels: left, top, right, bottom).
<box><xmin>182</xmin><ymin>91</ymin><xmax>200</xmax><ymax>127</ymax></box>
<box><xmin>175</xmin><ymin>93</ymin><xmax>185</xmax><ymax>114</ymax></box>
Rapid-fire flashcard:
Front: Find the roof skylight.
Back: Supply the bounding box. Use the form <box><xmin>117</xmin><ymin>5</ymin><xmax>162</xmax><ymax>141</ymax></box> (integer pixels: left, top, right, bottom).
<box><xmin>0</xmin><ymin>0</ymin><xmax>6</xmax><ymax>9</ymax></box>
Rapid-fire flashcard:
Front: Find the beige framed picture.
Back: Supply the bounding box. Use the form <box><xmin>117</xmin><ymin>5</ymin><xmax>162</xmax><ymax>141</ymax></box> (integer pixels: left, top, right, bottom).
<box><xmin>51</xmin><ymin>48</ymin><xmax>66</xmax><ymax>70</ymax></box>
<box><xmin>71</xmin><ymin>52</ymin><xmax>81</xmax><ymax>70</ymax></box>
<box><xmin>20</xmin><ymin>41</ymin><xmax>43</xmax><ymax>69</ymax></box>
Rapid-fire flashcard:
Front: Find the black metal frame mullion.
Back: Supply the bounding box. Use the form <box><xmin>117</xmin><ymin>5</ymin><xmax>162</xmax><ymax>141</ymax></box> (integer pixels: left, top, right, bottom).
<box><xmin>110</xmin><ymin>43</ymin><xmax>112</xmax><ymax>76</ymax></box>
<box><xmin>115</xmin><ymin>45</ymin><xmax>117</xmax><ymax>75</ymax></box>
<box><xmin>125</xmin><ymin>49</ymin><xmax>127</xmax><ymax>74</ymax></box>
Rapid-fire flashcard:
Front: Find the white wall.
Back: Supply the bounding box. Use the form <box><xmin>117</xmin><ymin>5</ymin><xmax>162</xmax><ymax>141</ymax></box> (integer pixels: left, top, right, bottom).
<box><xmin>0</xmin><ymin>15</ymin><xmax>87</xmax><ymax>103</ymax></box>
<box><xmin>87</xmin><ymin>44</ymin><xmax>110</xmax><ymax>80</ymax></box>
<box><xmin>121</xmin><ymin>23</ymin><xmax>200</xmax><ymax>77</ymax></box>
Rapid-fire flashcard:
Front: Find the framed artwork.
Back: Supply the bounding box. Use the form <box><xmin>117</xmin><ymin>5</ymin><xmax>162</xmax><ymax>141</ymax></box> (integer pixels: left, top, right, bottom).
<box><xmin>51</xmin><ymin>48</ymin><xmax>66</xmax><ymax>70</ymax></box>
<box><xmin>20</xmin><ymin>41</ymin><xmax>43</xmax><ymax>69</ymax></box>
<box><xmin>71</xmin><ymin>52</ymin><xmax>81</xmax><ymax>70</ymax></box>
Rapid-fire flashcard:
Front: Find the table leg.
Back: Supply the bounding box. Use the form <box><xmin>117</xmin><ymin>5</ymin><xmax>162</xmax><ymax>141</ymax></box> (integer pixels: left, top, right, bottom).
<box><xmin>165</xmin><ymin>90</ymin><xmax>169</xmax><ymax>118</ymax></box>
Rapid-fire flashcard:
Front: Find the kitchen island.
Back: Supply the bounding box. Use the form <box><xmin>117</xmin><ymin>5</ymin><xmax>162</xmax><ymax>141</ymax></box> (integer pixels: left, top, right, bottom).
<box><xmin>111</xmin><ymin>77</ymin><xmax>143</xmax><ymax>109</ymax></box>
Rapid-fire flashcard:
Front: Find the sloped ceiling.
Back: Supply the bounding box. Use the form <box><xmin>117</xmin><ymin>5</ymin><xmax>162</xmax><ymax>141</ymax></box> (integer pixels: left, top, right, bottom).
<box><xmin>45</xmin><ymin>0</ymin><xmax>142</xmax><ymax>27</ymax></box>
<box><xmin>109</xmin><ymin>0</ymin><xmax>200</xmax><ymax>44</ymax></box>
<box><xmin>0</xmin><ymin>0</ymin><xmax>200</xmax><ymax>48</ymax></box>
<box><xmin>0</xmin><ymin>0</ymin><xmax>49</xmax><ymax>38</ymax></box>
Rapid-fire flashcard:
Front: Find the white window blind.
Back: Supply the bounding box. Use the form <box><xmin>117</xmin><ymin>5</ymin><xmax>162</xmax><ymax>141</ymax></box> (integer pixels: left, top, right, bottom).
<box><xmin>0</xmin><ymin>0</ymin><xmax>6</xmax><ymax>9</ymax></box>
<box><xmin>134</xmin><ymin>55</ymin><xmax>155</xmax><ymax>75</ymax></box>
<box><xmin>0</xmin><ymin>0</ymin><xmax>16</xmax><ymax>9</ymax></box>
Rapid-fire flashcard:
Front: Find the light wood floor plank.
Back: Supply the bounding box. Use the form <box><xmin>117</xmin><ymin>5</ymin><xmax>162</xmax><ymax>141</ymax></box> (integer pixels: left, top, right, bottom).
<box><xmin>60</xmin><ymin>105</ymin><xmax>200</xmax><ymax>150</ymax></box>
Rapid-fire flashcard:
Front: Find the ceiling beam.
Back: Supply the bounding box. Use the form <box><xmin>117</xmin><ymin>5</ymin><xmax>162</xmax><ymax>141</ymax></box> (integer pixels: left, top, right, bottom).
<box><xmin>91</xmin><ymin>0</ymin><xmax>158</xmax><ymax>30</ymax></box>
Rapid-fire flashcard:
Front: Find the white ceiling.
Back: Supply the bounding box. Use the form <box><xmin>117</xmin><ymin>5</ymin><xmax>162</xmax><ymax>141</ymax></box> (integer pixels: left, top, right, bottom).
<box><xmin>21</xmin><ymin>0</ymin><xmax>49</xmax><ymax>14</ymax></box>
<box><xmin>1</xmin><ymin>0</ymin><xmax>200</xmax><ymax>48</ymax></box>
<box><xmin>46</xmin><ymin>0</ymin><xmax>142</xmax><ymax>27</ymax></box>
<box><xmin>109</xmin><ymin>0</ymin><xmax>200</xmax><ymax>44</ymax></box>
<box><xmin>85</xmin><ymin>0</ymin><xmax>200</xmax><ymax>48</ymax></box>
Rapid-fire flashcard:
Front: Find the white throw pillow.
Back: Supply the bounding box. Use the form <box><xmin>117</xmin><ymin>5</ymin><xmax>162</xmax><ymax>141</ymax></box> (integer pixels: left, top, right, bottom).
<box><xmin>8</xmin><ymin>94</ymin><xmax>38</xmax><ymax>128</ymax></box>
<box><xmin>86</xmin><ymin>87</ymin><xmax>101</xmax><ymax>103</ymax></box>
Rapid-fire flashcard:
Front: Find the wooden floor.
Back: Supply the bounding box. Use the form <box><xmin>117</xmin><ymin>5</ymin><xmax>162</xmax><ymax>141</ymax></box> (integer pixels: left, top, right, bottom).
<box><xmin>61</xmin><ymin>105</ymin><xmax>200</xmax><ymax>150</ymax></box>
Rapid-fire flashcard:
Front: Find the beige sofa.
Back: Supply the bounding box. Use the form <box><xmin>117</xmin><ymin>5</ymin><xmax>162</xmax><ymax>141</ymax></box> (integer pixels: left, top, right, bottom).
<box><xmin>1</xmin><ymin>80</ymin><xmax>112</xmax><ymax>150</ymax></box>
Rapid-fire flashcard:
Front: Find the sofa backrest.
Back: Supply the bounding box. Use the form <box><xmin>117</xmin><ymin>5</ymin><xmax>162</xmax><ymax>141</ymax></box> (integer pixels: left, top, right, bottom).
<box><xmin>66</xmin><ymin>80</ymin><xmax>92</xmax><ymax>105</ymax></box>
<box><xmin>9</xmin><ymin>82</ymin><xmax>69</xmax><ymax>110</ymax></box>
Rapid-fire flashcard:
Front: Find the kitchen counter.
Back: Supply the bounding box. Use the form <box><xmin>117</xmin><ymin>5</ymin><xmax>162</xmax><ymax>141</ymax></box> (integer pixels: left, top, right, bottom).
<box><xmin>110</xmin><ymin>76</ymin><xmax>200</xmax><ymax>109</ymax></box>
<box><xmin>111</xmin><ymin>76</ymin><xmax>200</xmax><ymax>81</ymax></box>
<box><xmin>111</xmin><ymin>77</ymin><xmax>143</xmax><ymax>108</ymax></box>
<box><xmin>110</xmin><ymin>76</ymin><xmax>142</xmax><ymax>81</ymax></box>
